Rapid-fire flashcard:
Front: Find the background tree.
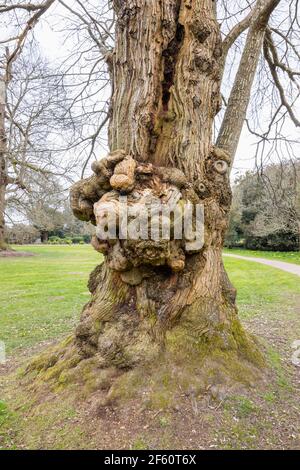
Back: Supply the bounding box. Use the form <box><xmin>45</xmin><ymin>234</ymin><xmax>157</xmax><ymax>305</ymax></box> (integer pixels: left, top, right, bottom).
<box><xmin>26</xmin><ymin>195</ymin><xmax>65</xmax><ymax>244</ymax></box>
<box><xmin>5</xmin><ymin>222</ymin><xmax>39</xmax><ymax>244</ymax></box>
<box><xmin>226</xmin><ymin>162</ymin><xmax>300</xmax><ymax>251</ymax></box>
<box><xmin>0</xmin><ymin>0</ymin><xmax>115</xmax><ymax>250</ymax></box>
<box><xmin>0</xmin><ymin>0</ymin><xmax>57</xmax><ymax>250</ymax></box>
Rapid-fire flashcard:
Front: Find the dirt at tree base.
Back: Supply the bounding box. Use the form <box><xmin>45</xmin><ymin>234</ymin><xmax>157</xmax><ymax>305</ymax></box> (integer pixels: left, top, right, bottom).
<box><xmin>0</xmin><ymin>250</ymin><xmax>35</xmax><ymax>257</ymax></box>
<box><xmin>0</xmin><ymin>330</ymin><xmax>299</xmax><ymax>450</ymax></box>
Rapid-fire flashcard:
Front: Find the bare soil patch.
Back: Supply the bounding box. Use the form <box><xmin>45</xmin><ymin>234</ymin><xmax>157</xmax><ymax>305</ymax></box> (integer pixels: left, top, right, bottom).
<box><xmin>0</xmin><ymin>250</ymin><xmax>35</xmax><ymax>258</ymax></box>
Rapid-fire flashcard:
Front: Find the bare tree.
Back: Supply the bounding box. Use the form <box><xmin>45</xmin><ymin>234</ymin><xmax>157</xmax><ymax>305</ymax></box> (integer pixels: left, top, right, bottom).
<box><xmin>1</xmin><ymin>46</ymin><xmax>80</xmax><ymax>247</ymax></box>
<box><xmin>25</xmin><ymin>178</ymin><xmax>66</xmax><ymax>242</ymax></box>
<box><xmin>45</xmin><ymin>0</ymin><xmax>114</xmax><ymax>177</ymax></box>
<box><xmin>0</xmin><ymin>0</ymin><xmax>57</xmax><ymax>249</ymax></box>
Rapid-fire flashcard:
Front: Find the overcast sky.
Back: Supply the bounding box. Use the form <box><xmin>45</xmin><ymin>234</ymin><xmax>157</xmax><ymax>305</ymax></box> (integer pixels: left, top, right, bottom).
<box><xmin>2</xmin><ymin>0</ymin><xmax>299</xmax><ymax>184</ymax></box>
<box><xmin>34</xmin><ymin>16</ymin><xmax>261</xmax><ymax>182</ymax></box>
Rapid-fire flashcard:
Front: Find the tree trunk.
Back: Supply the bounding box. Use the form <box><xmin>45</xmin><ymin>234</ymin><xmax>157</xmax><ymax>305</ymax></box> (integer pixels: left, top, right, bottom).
<box><xmin>23</xmin><ymin>0</ymin><xmax>264</xmax><ymax>397</ymax></box>
<box><xmin>0</xmin><ymin>75</ymin><xmax>8</xmax><ymax>251</ymax></box>
<box><xmin>0</xmin><ymin>171</ymin><xmax>7</xmax><ymax>251</ymax></box>
<box><xmin>65</xmin><ymin>0</ymin><xmax>264</xmax><ymax>383</ymax></box>
<box><xmin>40</xmin><ymin>231</ymin><xmax>49</xmax><ymax>244</ymax></box>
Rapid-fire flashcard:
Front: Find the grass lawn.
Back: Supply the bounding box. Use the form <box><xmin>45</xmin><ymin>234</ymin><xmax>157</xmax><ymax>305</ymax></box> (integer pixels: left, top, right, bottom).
<box><xmin>223</xmin><ymin>256</ymin><xmax>300</xmax><ymax>320</ymax></box>
<box><xmin>224</xmin><ymin>248</ymin><xmax>300</xmax><ymax>265</ymax></box>
<box><xmin>0</xmin><ymin>245</ymin><xmax>100</xmax><ymax>354</ymax></box>
<box><xmin>0</xmin><ymin>245</ymin><xmax>299</xmax><ymax>355</ymax></box>
<box><xmin>0</xmin><ymin>245</ymin><xmax>299</xmax><ymax>450</ymax></box>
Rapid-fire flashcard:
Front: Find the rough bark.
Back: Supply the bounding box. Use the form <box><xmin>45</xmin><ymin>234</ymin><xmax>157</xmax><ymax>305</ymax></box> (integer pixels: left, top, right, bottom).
<box><xmin>40</xmin><ymin>231</ymin><xmax>49</xmax><ymax>244</ymax></box>
<box><xmin>62</xmin><ymin>0</ymin><xmax>265</xmax><ymax>381</ymax></box>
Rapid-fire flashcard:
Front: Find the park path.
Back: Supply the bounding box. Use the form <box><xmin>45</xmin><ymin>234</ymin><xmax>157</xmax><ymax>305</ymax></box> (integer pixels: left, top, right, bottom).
<box><xmin>223</xmin><ymin>253</ymin><xmax>300</xmax><ymax>277</ymax></box>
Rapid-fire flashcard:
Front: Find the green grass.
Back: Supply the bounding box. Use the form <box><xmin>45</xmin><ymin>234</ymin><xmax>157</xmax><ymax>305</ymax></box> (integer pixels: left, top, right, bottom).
<box><xmin>224</xmin><ymin>248</ymin><xmax>300</xmax><ymax>265</ymax></box>
<box><xmin>0</xmin><ymin>245</ymin><xmax>299</xmax><ymax>356</ymax></box>
<box><xmin>1</xmin><ymin>245</ymin><xmax>300</xmax><ymax>450</ymax></box>
<box><xmin>0</xmin><ymin>245</ymin><xmax>100</xmax><ymax>354</ymax></box>
<box><xmin>0</xmin><ymin>401</ymin><xmax>9</xmax><ymax>426</ymax></box>
<box><xmin>223</xmin><ymin>256</ymin><xmax>300</xmax><ymax>319</ymax></box>
<box><xmin>225</xmin><ymin>396</ymin><xmax>258</xmax><ymax>419</ymax></box>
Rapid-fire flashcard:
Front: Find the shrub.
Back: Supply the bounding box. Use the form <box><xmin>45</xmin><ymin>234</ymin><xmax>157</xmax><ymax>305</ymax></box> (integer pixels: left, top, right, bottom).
<box><xmin>72</xmin><ymin>236</ymin><xmax>84</xmax><ymax>244</ymax></box>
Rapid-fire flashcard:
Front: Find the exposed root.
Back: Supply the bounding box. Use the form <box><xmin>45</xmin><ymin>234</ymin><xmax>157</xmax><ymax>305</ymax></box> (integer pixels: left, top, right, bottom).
<box><xmin>23</xmin><ymin>317</ymin><xmax>265</xmax><ymax>409</ymax></box>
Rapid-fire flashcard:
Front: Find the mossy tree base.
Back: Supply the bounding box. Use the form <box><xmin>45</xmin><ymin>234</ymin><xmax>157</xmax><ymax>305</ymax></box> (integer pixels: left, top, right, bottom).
<box><xmin>24</xmin><ymin>261</ymin><xmax>266</xmax><ymax>407</ymax></box>
<box><xmin>24</xmin><ymin>330</ymin><xmax>265</xmax><ymax>410</ymax></box>
<box><xmin>23</xmin><ymin>0</ymin><xmax>266</xmax><ymax>406</ymax></box>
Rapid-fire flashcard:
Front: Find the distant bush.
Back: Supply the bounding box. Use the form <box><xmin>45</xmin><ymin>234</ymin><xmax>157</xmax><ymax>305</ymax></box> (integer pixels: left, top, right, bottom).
<box><xmin>245</xmin><ymin>231</ymin><xmax>299</xmax><ymax>252</ymax></box>
<box><xmin>72</xmin><ymin>236</ymin><xmax>84</xmax><ymax>244</ymax></box>
<box><xmin>49</xmin><ymin>236</ymin><xmax>76</xmax><ymax>245</ymax></box>
<box><xmin>82</xmin><ymin>234</ymin><xmax>92</xmax><ymax>243</ymax></box>
<box><xmin>226</xmin><ymin>162</ymin><xmax>300</xmax><ymax>252</ymax></box>
<box><xmin>47</xmin><ymin>235</ymin><xmax>91</xmax><ymax>245</ymax></box>
<box><xmin>49</xmin><ymin>236</ymin><xmax>61</xmax><ymax>245</ymax></box>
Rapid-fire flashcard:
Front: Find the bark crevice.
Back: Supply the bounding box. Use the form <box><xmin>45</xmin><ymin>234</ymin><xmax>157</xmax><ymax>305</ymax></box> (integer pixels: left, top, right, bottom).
<box><xmin>161</xmin><ymin>5</ymin><xmax>184</xmax><ymax>112</ymax></box>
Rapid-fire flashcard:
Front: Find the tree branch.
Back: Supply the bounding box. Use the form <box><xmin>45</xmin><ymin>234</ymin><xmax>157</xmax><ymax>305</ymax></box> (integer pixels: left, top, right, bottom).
<box><xmin>0</xmin><ymin>3</ymin><xmax>45</xmax><ymax>13</ymax></box>
<box><xmin>217</xmin><ymin>0</ymin><xmax>281</xmax><ymax>164</ymax></box>
<box><xmin>263</xmin><ymin>31</ymin><xmax>300</xmax><ymax>127</ymax></box>
<box><xmin>6</xmin><ymin>0</ymin><xmax>56</xmax><ymax>77</ymax></box>
<box><xmin>222</xmin><ymin>9</ymin><xmax>254</xmax><ymax>61</ymax></box>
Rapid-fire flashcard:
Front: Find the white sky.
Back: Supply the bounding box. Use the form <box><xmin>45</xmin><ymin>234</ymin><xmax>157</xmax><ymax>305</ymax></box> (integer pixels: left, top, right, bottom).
<box><xmin>2</xmin><ymin>0</ymin><xmax>299</xmax><ymax>185</ymax></box>
<box><xmin>35</xmin><ymin>17</ymin><xmax>259</xmax><ymax>181</ymax></box>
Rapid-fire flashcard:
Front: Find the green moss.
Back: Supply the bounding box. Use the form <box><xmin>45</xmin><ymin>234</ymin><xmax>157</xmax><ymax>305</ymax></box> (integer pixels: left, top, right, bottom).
<box><xmin>163</xmin><ymin>317</ymin><xmax>265</xmax><ymax>395</ymax></box>
<box><xmin>107</xmin><ymin>368</ymin><xmax>145</xmax><ymax>403</ymax></box>
<box><xmin>167</xmin><ymin>316</ymin><xmax>265</xmax><ymax>370</ymax></box>
<box><xmin>263</xmin><ymin>391</ymin><xmax>276</xmax><ymax>403</ymax></box>
<box><xmin>159</xmin><ymin>416</ymin><xmax>170</xmax><ymax>428</ymax></box>
<box><xmin>145</xmin><ymin>389</ymin><xmax>174</xmax><ymax>411</ymax></box>
<box><xmin>42</xmin><ymin>355</ymin><xmax>81</xmax><ymax>382</ymax></box>
<box><xmin>105</xmin><ymin>339</ymin><xmax>263</xmax><ymax>413</ymax></box>
<box><xmin>83</xmin><ymin>368</ymin><xmax>116</xmax><ymax>395</ymax></box>
<box><xmin>231</xmin><ymin>320</ymin><xmax>265</xmax><ymax>368</ymax></box>
<box><xmin>25</xmin><ymin>351</ymin><xmax>59</xmax><ymax>374</ymax></box>
<box><xmin>59</xmin><ymin>335</ymin><xmax>74</xmax><ymax>349</ymax></box>
<box><xmin>131</xmin><ymin>437</ymin><xmax>149</xmax><ymax>450</ymax></box>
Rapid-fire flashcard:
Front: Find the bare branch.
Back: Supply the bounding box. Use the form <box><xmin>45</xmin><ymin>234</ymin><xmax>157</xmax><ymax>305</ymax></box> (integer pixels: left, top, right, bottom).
<box><xmin>5</xmin><ymin>0</ymin><xmax>56</xmax><ymax>76</ymax></box>
<box><xmin>263</xmin><ymin>30</ymin><xmax>300</xmax><ymax>127</ymax></box>
<box><xmin>217</xmin><ymin>0</ymin><xmax>281</xmax><ymax>164</ymax></box>
<box><xmin>0</xmin><ymin>3</ymin><xmax>46</xmax><ymax>13</ymax></box>
<box><xmin>222</xmin><ymin>9</ymin><xmax>254</xmax><ymax>61</ymax></box>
